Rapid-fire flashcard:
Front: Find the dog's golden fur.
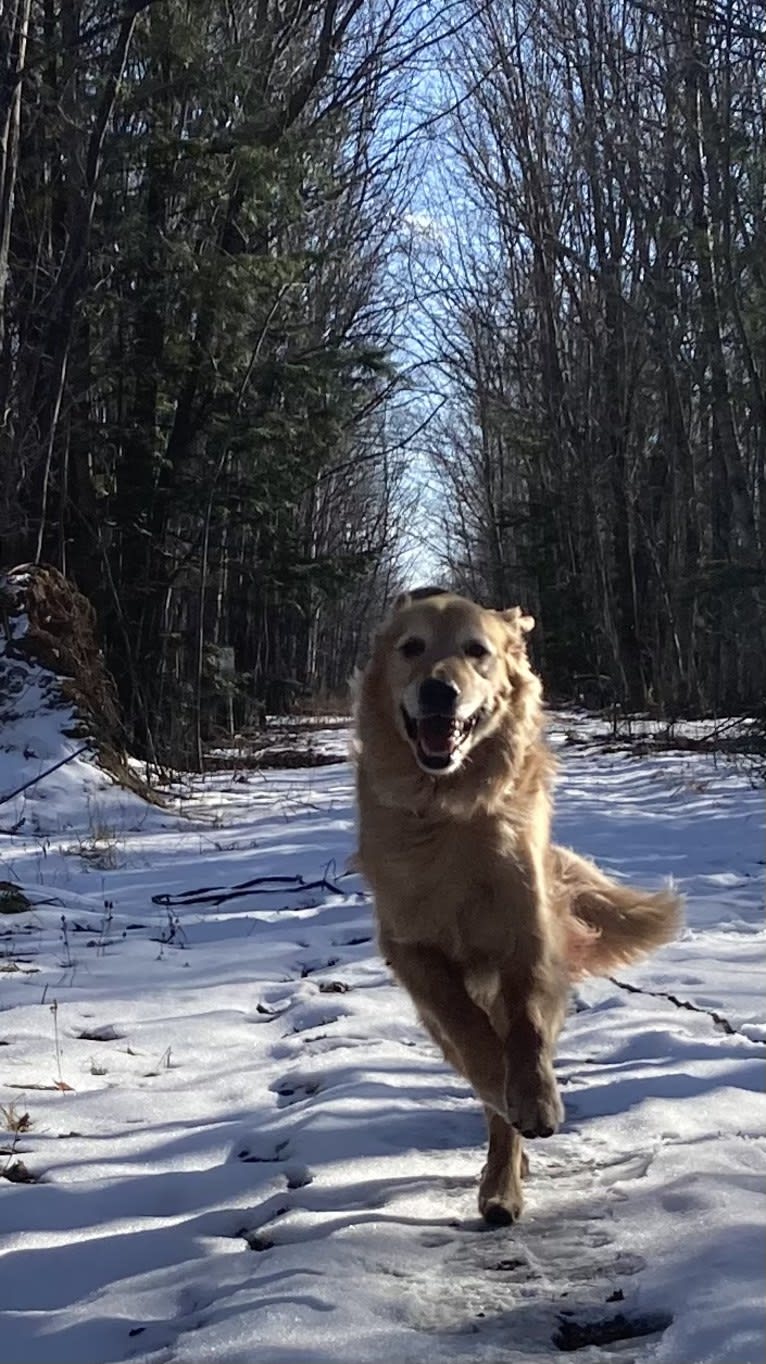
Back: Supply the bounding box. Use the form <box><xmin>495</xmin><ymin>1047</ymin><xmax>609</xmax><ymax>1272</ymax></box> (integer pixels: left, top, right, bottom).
<box><xmin>353</xmin><ymin>588</ymin><xmax>681</xmax><ymax>1224</ymax></box>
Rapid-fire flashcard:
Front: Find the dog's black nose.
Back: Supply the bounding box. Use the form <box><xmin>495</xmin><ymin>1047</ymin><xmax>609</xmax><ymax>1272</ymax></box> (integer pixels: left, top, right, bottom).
<box><xmin>419</xmin><ymin>676</ymin><xmax>460</xmax><ymax>714</ymax></box>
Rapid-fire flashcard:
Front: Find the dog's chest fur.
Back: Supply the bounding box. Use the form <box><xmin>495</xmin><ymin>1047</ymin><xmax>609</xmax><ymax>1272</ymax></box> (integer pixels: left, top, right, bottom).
<box><xmin>358</xmin><ymin>795</ymin><xmax>533</xmax><ymax>960</ymax></box>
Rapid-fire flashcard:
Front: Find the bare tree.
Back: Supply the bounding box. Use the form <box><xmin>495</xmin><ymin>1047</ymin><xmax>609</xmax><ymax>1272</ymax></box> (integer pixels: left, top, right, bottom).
<box><xmin>415</xmin><ymin>0</ymin><xmax>765</xmax><ymax>713</ymax></box>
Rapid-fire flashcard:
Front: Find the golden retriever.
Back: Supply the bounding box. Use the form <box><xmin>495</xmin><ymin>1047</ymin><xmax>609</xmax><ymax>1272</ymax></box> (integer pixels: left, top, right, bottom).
<box><xmin>353</xmin><ymin>587</ymin><xmax>681</xmax><ymax>1225</ymax></box>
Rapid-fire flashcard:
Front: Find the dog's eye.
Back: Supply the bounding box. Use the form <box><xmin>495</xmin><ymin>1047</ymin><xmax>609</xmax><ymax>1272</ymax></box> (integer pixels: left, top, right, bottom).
<box><xmin>464</xmin><ymin>640</ymin><xmax>490</xmax><ymax>659</ymax></box>
<box><xmin>399</xmin><ymin>637</ymin><xmax>425</xmax><ymax>658</ymax></box>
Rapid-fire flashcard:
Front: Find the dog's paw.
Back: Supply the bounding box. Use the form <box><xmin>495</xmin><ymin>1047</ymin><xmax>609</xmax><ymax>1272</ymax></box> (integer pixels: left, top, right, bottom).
<box><xmin>479</xmin><ymin>1189</ymin><xmax>524</xmax><ymax>1226</ymax></box>
<box><xmin>478</xmin><ymin>1154</ymin><xmax>526</xmax><ymax>1225</ymax></box>
<box><xmin>505</xmin><ymin>1069</ymin><xmax>564</xmax><ymax>1139</ymax></box>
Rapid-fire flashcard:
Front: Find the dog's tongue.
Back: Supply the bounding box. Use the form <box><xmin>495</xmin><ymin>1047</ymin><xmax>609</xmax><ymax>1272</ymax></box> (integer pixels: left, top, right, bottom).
<box><xmin>418</xmin><ymin>716</ymin><xmax>458</xmax><ymax>755</ymax></box>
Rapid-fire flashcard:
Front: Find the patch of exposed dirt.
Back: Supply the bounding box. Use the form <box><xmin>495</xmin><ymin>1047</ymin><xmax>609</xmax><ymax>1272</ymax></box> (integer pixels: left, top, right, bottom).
<box><xmin>208</xmin><ymin>749</ymin><xmax>345</xmax><ymax>771</ymax></box>
<box><xmin>2</xmin><ymin>1159</ymin><xmax>38</xmax><ymax>1184</ymax></box>
<box><xmin>553</xmin><ymin>1310</ymin><xmax>673</xmax><ymax>1352</ymax></box>
<box><xmin>0</xmin><ymin>882</ymin><xmax>33</xmax><ymax>914</ymax></box>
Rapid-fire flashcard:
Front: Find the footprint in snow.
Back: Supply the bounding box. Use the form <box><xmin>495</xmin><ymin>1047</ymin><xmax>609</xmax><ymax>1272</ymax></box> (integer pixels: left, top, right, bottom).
<box><xmin>285</xmin><ymin>1163</ymin><xmax>314</xmax><ymax>1190</ymax></box>
<box><xmin>234</xmin><ymin>1138</ymin><xmax>290</xmax><ymax>1164</ymax></box>
<box><xmin>271</xmin><ymin>1075</ymin><xmax>321</xmax><ymax>1107</ymax></box>
<box><xmin>249</xmin><ymin>1000</ymin><xmax>290</xmax><ymax>1022</ymax></box>
<box><xmin>419</xmin><ymin>1231</ymin><xmax>461</xmax><ymax>1249</ymax></box>
<box><xmin>286</xmin><ymin>1005</ymin><xmax>347</xmax><ymax>1035</ymax></box>
<box><xmin>76</xmin><ymin>1023</ymin><xmax>125</xmax><ymax>1041</ymax></box>
<box><xmin>297</xmin><ymin>957</ymin><xmax>340</xmax><ymax>978</ymax></box>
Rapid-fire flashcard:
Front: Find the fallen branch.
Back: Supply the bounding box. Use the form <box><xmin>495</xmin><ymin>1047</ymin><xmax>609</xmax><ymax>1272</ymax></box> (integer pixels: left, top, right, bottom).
<box><xmin>0</xmin><ymin>745</ymin><xmax>90</xmax><ymax>811</ymax></box>
<box><xmin>609</xmin><ymin>975</ymin><xmax>765</xmax><ymax>1047</ymax></box>
<box><xmin>152</xmin><ymin>871</ymin><xmax>353</xmax><ymax>909</ymax></box>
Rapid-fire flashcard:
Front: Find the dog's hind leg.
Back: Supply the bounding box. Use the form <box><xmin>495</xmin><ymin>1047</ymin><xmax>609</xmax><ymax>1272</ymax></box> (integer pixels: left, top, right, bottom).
<box><xmin>478</xmin><ymin>1108</ymin><xmax>528</xmax><ymax>1225</ymax></box>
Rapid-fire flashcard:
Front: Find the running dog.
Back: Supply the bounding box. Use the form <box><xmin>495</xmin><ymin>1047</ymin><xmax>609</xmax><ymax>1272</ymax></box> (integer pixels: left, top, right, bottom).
<box><xmin>353</xmin><ymin>587</ymin><xmax>680</xmax><ymax>1224</ymax></box>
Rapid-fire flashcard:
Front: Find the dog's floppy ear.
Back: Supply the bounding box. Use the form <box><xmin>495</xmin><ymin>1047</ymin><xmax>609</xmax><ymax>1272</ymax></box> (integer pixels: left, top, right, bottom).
<box><xmin>500</xmin><ymin>605</ymin><xmax>535</xmax><ymax>656</ymax></box>
<box><xmin>366</xmin><ymin>586</ymin><xmax>448</xmax><ymax>661</ymax></box>
<box><xmin>501</xmin><ymin>605</ymin><xmax>535</xmax><ymax>634</ymax></box>
<box><xmin>392</xmin><ymin>584</ymin><xmax>450</xmax><ymax>612</ymax></box>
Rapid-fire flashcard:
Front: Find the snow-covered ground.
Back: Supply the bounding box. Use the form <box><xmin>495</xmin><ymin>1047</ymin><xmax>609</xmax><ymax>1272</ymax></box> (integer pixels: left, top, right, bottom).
<box><xmin>0</xmin><ymin>719</ymin><xmax>764</xmax><ymax>1364</ymax></box>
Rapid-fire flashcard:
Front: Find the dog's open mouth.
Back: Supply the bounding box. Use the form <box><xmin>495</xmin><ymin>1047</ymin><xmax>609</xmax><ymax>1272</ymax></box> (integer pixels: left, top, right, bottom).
<box><xmin>401</xmin><ymin>709</ymin><xmax>480</xmax><ymax>771</ymax></box>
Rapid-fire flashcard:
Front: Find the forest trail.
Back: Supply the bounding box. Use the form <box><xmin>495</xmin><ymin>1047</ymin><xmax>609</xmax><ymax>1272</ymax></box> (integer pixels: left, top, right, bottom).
<box><xmin>0</xmin><ymin>720</ymin><xmax>763</xmax><ymax>1364</ymax></box>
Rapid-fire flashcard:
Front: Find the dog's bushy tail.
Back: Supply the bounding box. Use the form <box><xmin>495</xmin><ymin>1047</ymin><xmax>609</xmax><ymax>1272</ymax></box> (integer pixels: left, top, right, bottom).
<box><xmin>551</xmin><ymin>845</ymin><xmax>682</xmax><ymax>978</ymax></box>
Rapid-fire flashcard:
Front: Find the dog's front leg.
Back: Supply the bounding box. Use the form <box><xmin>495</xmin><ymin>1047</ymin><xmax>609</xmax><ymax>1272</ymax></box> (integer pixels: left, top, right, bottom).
<box><xmin>383</xmin><ymin>939</ymin><xmax>508</xmax><ymax>1117</ymax></box>
<box><xmin>497</xmin><ymin>857</ymin><xmax>568</xmax><ymax>1139</ymax></box>
<box><xmin>501</xmin><ymin>977</ymin><xmax>566</xmax><ymax>1137</ymax></box>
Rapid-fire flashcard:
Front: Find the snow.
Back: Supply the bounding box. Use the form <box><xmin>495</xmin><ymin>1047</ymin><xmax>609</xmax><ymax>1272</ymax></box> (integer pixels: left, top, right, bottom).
<box><xmin>0</xmin><ymin>605</ymin><xmax>156</xmax><ymax>841</ymax></box>
<box><xmin>1</xmin><ymin>716</ymin><xmax>764</xmax><ymax>1364</ymax></box>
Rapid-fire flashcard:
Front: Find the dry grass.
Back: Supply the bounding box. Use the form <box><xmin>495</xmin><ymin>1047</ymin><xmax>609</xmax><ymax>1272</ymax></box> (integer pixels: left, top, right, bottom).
<box><xmin>1</xmin><ymin>1101</ymin><xmax>32</xmax><ymax>1133</ymax></box>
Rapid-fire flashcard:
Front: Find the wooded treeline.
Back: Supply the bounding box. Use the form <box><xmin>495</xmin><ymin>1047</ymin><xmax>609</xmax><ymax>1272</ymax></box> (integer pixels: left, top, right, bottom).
<box><xmin>1</xmin><ymin>1</ymin><xmax>763</xmax><ymax>766</ymax></box>
<box><xmin>424</xmin><ymin>0</ymin><xmax>765</xmax><ymax>715</ymax></box>
<box><xmin>0</xmin><ymin>0</ymin><xmax>423</xmax><ymax>764</ymax></box>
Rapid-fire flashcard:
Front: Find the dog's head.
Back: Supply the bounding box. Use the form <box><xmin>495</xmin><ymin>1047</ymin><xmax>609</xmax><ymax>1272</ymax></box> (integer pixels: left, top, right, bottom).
<box><xmin>360</xmin><ymin>587</ymin><xmax>537</xmax><ymax>780</ymax></box>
